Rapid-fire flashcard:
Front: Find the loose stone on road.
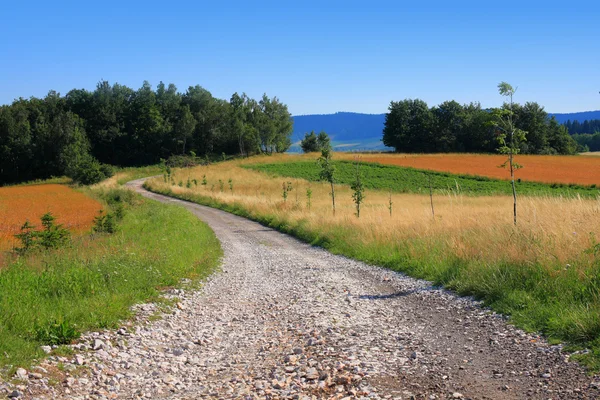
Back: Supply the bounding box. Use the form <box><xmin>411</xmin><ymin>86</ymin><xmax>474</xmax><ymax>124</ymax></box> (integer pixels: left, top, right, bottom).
<box><xmin>3</xmin><ymin>178</ymin><xmax>599</xmax><ymax>399</ymax></box>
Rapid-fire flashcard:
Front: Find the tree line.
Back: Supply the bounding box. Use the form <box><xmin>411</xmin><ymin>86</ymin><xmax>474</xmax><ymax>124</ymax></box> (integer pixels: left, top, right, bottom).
<box><xmin>0</xmin><ymin>81</ymin><xmax>293</xmax><ymax>185</ymax></box>
<box><xmin>382</xmin><ymin>99</ymin><xmax>578</xmax><ymax>155</ymax></box>
<box><xmin>563</xmin><ymin>119</ymin><xmax>600</xmax><ymax>152</ymax></box>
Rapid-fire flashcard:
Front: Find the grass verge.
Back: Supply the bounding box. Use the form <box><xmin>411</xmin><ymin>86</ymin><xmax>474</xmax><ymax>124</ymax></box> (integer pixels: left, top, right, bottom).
<box><xmin>0</xmin><ymin>186</ymin><xmax>221</xmax><ymax>374</ymax></box>
<box><xmin>245</xmin><ymin>161</ymin><xmax>600</xmax><ymax>198</ymax></box>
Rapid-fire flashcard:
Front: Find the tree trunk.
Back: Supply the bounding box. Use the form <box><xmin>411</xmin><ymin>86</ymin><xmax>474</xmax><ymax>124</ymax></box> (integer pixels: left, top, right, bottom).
<box><xmin>510</xmin><ymin>152</ymin><xmax>517</xmax><ymax>225</ymax></box>
<box><xmin>330</xmin><ymin>181</ymin><xmax>336</xmax><ymax>216</ymax></box>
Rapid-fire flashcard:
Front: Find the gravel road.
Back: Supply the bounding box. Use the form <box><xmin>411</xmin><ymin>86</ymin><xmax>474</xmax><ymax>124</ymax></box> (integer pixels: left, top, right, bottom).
<box><xmin>3</xmin><ymin>178</ymin><xmax>599</xmax><ymax>400</ymax></box>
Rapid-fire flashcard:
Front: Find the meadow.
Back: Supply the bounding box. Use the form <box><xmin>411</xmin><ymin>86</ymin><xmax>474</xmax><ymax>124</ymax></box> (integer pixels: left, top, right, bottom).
<box><xmin>0</xmin><ymin>184</ymin><xmax>103</xmax><ymax>252</ymax></box>
<box><xmin>0</xmin><ymin>178</ymin><xmax>221</xmax><ymax>373</ymax></box>
<box><xmin>332</xmin><ymin>153</ymin><xmax>600</xmax><ymax>186</ymax></box>
<box><xmin>145</xmin><ymin>153</ymin><xmax>600</xmax><ymax>369</ymax></box>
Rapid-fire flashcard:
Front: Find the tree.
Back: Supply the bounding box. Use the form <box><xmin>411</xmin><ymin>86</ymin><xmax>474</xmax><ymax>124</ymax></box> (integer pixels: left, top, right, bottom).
<box><xmin>174</xmin><ymin>105</ymin><xmax>196</xmax><ymax>154</ymax></box>
<box><xmin>300</xmin><ymin>131</ymin><xmax>319</xmax><ymax>152</ymax></box>
<box><xmin>350</xmin><ymin>160</ymin><xmax>365</xmax><ymax>217</ymax></box>
<box><xmin>317</xmin><ymin>148</ymin><xmax>336</xmax><ymax>215</ymax></box>
<box><xmin>317</xmin><ymin>131</ymin><xmax>331</xmax><ymax>151</ymax></box>
<box><xmin>494</xmin><ymin>82</ymin><xmax>527</xmax><ymax>226</ymax></box>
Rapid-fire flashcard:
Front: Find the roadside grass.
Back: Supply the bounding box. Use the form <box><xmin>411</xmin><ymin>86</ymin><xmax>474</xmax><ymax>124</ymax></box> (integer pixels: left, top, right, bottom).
<box><xmin>0</xmin><ymin>184</ymin><xmax>221</xmax><ymax>373</ymax></box>
<box><xmin>245</xmin><ymin>160</ymin><xmax>600</xmax><ymax>198</ymax></box>
<box><xmin>144</xmin><ymin>156</ymin><xmax>600</xmax><ymax>371</ymax></box>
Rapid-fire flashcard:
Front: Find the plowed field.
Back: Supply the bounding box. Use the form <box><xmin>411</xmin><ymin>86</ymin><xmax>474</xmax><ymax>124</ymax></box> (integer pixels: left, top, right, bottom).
<box><xmin>0</xmin><ymin>184</ymin><xmax>102</xmax><ymax>250</ymax></box>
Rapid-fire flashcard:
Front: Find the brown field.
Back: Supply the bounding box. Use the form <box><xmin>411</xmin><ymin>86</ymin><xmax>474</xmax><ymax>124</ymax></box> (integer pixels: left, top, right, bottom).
<box><xmin>0</xmin><ymin>184</ymin><xmax>102</xmax><ymax>251</ymax></box>
<box><xmin>335</xmin><ymin>153</ymin><xmax>600</xmax><ymax>185</ymax></box>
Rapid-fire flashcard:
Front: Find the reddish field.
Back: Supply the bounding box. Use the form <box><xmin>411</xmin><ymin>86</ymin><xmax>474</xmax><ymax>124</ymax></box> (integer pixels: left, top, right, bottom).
<box><xmin>0</xmin><ymin>184</ymin><xmax>102</xmax><ymax>251</ymax></box>
<box><xmin>351</xmin><ymin>154</ymin><xmax>600</xmax><ymax>185</ymax></box>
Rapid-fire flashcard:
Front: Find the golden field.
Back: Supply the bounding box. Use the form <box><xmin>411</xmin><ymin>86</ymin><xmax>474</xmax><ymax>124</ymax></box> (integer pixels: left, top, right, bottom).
<box><xmin>332</xmin><ymin>153</ymin><xmax>600</xmax><ymax>185</ymax></box>
<box><xmin>0</xmin><ymin>184</ymin><xmax>102</xmax><ymax>251</ymax></box>
<box><xmin>148</xmin><ymin>155</ymin><xmax>600</xmax><ymax>267</ymax></box>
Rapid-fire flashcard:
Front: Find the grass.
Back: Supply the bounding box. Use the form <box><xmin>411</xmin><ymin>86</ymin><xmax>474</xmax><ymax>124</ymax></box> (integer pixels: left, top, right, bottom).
<box><xmin>0</xmin><ymin>183</ymin><xmax>222</xmax><ymax>374</ymax></box>
<box><xmin>144</xmin><ymin>154</ymin><xmax>600</xmax><ymax>371</ymax></box>
<box><xmin>245</xmin><ymin>160</ymin><xmax>600</xmax><ymax>198</ymax></box>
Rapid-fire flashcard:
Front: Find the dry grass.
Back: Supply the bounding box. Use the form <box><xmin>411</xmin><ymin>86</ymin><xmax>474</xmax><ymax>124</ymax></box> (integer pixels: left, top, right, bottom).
<box><xmin>0</xmin><ymin>184</ymin><xmax>102</xmax><ymax>251</ymax></box>
<box><xmin>151</xmin><ymin>156</ymin><xmax>600</xmax><ymax>267</ymax></box>
<box><xmin>330</xmin><ymin>153</ymin><xmax>600</xmax><ymax>185</ymax></box>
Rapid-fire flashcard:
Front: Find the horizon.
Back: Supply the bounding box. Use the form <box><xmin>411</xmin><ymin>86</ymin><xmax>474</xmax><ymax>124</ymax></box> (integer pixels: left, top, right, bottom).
<box><xmin>1</xmin><ymin>1</ymin><xmax>599</xmax><ymax>115</ymax></box>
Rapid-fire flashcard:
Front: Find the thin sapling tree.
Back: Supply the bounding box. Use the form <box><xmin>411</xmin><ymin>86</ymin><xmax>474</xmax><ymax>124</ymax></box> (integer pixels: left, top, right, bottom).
<box><xmin>350</xmin><ymin>159</ymin><xmax>365</xmax><ymax>217</ymax></box>
<box><xmin>494</xmin><ymin>81</ymin><xmax>527</xmax><ymax>225</ymax></box>
<box><xmin>317</xmin><ymin>148</ymin><xmax>336</xmax><ymax>216</ymax></box>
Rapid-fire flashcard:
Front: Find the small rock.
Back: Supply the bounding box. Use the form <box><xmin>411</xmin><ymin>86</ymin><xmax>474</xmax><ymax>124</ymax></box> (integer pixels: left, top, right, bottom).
<box><xmin>93</xmin><ymin>339</ymin><xmax>105</xmax><ymax>350</ymax></box>
<box><xmin>8</xmin><ymin>390</ymin><xmax>23</xmax><ymax>399</ymax></box>
<box><xmin>29</xmin><ymin>372</ymin><xmax>43</xmax><ymax>379</ymax></box>
<box><xmin>75</xmin><ymin>355</ymin><xmax>85</xmax><ymax>365</ymax></box>
<box><xmin>305</xmin><ymin>368</ymin><xmax>319</xmax><ymax>380</ymax></box>
<box><xmin>292</xmin><ymin>348</ymin><xmax>303</xmax><ymax>355</ymax></box>
<box><xmin>40</xmin><ymin>345</ymin><xmax>52</xmax><ymax>354</ymax></box>
<box><xmin>15</xmin><ymin>368</ymin><xmax>28</xmax><ymax>380</ymax></box>
<box><xmin>410</xmin><ymin>351</ymin><xmax>419</xmax><ymax>359</ymax></box>
<box><xmin>452</xmin><ymin>393</ymin><xmax>463</xmax><ymax>399</ymax></box>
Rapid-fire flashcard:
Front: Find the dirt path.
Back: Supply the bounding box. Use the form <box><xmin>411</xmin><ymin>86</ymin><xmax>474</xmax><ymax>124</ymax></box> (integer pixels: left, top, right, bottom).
<box><xmin>5</xmin><ymin>178</ymin><xmax>599</xmax><ymax>399</ymax></box>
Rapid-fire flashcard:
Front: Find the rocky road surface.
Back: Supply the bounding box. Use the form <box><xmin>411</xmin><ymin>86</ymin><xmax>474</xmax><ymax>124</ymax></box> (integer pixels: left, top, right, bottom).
<box><xmin>2</xmin><ymin>178</ymin><xmax>599</xmax><ymax>399</ymax></box>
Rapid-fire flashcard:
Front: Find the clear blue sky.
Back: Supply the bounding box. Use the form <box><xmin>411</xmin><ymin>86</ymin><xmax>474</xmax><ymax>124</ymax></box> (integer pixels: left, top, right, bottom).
<box><xmin>1</xmin><ymin>1</ymin><xmax>598</xmax><ymax>115</ymax></box>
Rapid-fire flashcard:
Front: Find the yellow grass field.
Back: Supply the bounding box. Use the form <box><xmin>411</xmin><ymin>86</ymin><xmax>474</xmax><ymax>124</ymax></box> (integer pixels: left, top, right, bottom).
<box><xmin>148</xmin><ymin>155</ymin><xmax>600</xmax><ymax>267</ymax></box>
<box><xmin>0</xmin><ymin>184</ymin><xmax>102</xmax><ymax>251</ymax></box>
<box><xmin>332</xmin><ymin>153</ymin><xmax>600</xmax><ymax>185</ymax></box>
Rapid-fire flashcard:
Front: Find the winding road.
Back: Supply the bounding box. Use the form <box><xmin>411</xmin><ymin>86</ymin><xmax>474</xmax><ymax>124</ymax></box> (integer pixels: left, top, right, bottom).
<box><xmin>10</xmin><ymin>179</ymin><xmax>599</xmax><ymax>399</ymax></box>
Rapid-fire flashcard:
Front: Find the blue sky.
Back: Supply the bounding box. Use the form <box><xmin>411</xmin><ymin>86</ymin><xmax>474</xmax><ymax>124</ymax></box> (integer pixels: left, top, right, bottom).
<box><xmin>1</xmin><ymin>1</ymin><xmax>598</xmax><ymax>115</ymax></box>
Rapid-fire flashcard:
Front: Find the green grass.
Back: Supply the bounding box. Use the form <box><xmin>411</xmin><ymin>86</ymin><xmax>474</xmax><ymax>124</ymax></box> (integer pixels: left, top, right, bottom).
<box><xmin>245</xmin><ymin>161</ymin><xmax>600</xmax><ymax>198</ymax></box>
<box><xmin>0</xmin><ymin>187</ymin><xmax>221</xmax><ymax>373</ymax></box>
<box><xmin>146</xmin><ymin>180</ymin><xmax>600</xmax><ymax>372</ymax></box>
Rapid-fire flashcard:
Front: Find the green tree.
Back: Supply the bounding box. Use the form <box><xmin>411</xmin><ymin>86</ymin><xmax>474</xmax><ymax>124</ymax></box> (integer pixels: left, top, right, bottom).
<box><xmin>300</xmin><ymin>131</ymin><xmax>319</xmax><ymax>152</ymax></box>
<box><xmin>317</xmin><ymin>131</ymin><xmax>331</xmax><ymax>151</ymax></box>
<box><xmin>317</xmin><ymin>148</ymin><xmax>336</xmax><ymax>215</ymax></box>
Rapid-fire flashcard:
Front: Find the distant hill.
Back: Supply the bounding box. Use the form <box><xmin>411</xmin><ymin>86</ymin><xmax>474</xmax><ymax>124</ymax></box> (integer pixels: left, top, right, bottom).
<box><xmin>551</xmin><ymin>111</ymin><xmax>600</xmax><ymax>124</ymax></box>
<box><xmin>290</xmin><ymin>110</ymin><xmax>600</xmax><ymax>152</ymax></box>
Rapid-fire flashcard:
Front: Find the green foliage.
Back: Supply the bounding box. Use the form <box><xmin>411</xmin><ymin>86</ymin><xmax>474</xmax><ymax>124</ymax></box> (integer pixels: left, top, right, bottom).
<box><xmin>92</xmin><ymin>210</ymin><xmax>117</xmax><ymax>234</ymax></box>
<box><xmin>15</xmin><ymin>212</ymin><xmax>70</xmax><ymax>254</ymax></box>
<box><xmin>350</xmin><ymin>162</ymin><xmax>365</xmax><ymax>217</ymax></box>
<box><xmin>300</xmin><ymin>131</ymin><xmax>319</xmax><ymax>152</ymax></box>
<box><xmin>300</xmin><ymin>131</ymin><xmax>331</xmax><ymax>153</ymax></box>
<box><xmin>218</xmin><ymin>179</ymin><xmax>224</xmax><ymax>192</ymax></box>
<box><xmin>186</xmin><ymin>177</ymin><xmax>192</xmax><ymax>189</ymax></box>
<box><xmin>306</xmin><ymin>186</ymin><xmax>313</xmax><ymax>210</ymax></box>
<box><xmin>0</xmin><ymin>81</ymin><xmax>294</xmax><ymax>186</ymax></box>
<box><xmin>317</xmin><ymin>148</ymin><xmax>336</xmax><ymax>215</ymax></box>
<box><xmin>202</xmin><ymin>175</ymin><xmax>207</xmax><ymax>186</ymax></box>
<box><xmin>282</xmin><ymin>181</ymin><xmax>292</xmax><ymax>202</ymax></box>
<box><xmin>246</xmin><ymin>161</ymin><xmax>600</xmax><ymax>198</ymax></box>
<box><xmin>382</xmin><ymin>95</ymin><xmax>577</xmax><ymax>155</ymax></box>
<box><xmin>388</xmin><ymin>189</ymin><xmax>393</xmax><ymax>217</ymax></box>
<box><xmin>34</xmin><ymin>320</ymin><xmax>80</xmax><ymax>346</ymax></box>
<box><xmin>228</xmin><ymin>178</ymin><xmax>233</xmax><ymax>193</ymax></box>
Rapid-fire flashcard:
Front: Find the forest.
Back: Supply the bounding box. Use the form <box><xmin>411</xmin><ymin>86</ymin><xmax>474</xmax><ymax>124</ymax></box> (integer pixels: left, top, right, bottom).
<box><xmin>383</xmin><ymin>99</ymin><xmax>579</xmax><ymax>155</ymax></box>
<box><xmin>564</xmin><ymin>119</ymin><xmax>600</xmax><ymax>151</ymax></box>
<box><xmin>0</xmin><ymin>81</ymin><xmax>293</xmax><ymax>185</ymax></box>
